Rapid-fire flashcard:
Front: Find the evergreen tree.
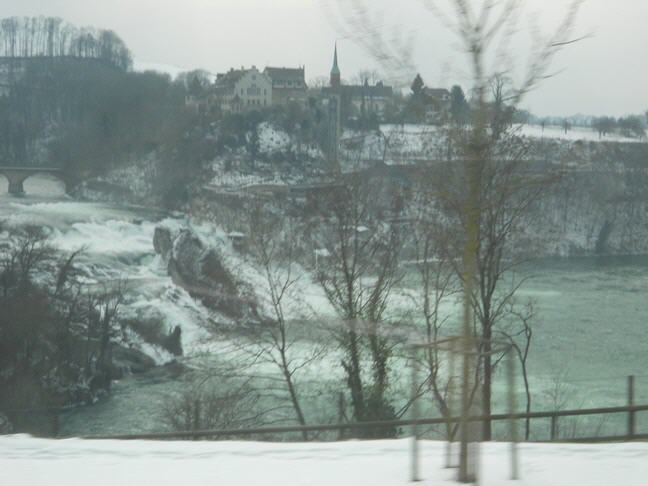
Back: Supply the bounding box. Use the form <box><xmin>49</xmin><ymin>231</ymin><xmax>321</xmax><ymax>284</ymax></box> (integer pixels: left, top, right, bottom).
<box><xmin>450</xmin><ymin>85</ymin><xmax>469</xmax><ymax>124</ymax></box>
<box><xmin>411</xmin><ymin>73</ymin><xmax>424</xmax><ymax>95</ymax></box>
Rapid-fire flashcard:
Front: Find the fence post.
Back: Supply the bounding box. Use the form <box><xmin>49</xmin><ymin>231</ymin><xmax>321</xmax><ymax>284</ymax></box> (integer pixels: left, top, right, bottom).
<box><xmin>410</xmin><ymin>353</ymin><xmax>421</xmax><ymax>482</ymax></box>
<box><xmin>550</xmin><ymin>414</ymin><xmax>557</xmax><ymax>441</ymax></box>
<box><xmin>507</xmin><ymin>351</ymin><xmax>519</xmax><ymax>480</ymax></box>
<box><xmin>445</xmin><ymin>338</ymin><xmax>457</xmax><ymax>469</ymax></box>
<box><xmin>53</xmin><ymin>411</ymin><xmax>60</xmax><ymax>438</ymax></box>
<box><xmin>337</xmin><ymin>393</ymin><xmax>346</xmax><ymax>441</ymax></box>
<box><xmin>628</xmin><ymin>375</ymin><xmax>635</xmax><ymax>439</ymax></box>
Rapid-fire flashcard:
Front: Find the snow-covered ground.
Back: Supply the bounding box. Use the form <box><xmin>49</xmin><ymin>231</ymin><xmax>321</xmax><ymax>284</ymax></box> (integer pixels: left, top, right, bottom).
<box><xmin>209</xmin><ymin>170</ymin><xmax>290</xmax><ymax>188</ymax></box>
<box><xmin>517</xmin><ymin>124</ymin><xmax>647</xmax><ymax>143</ymax></box>
<box><xmin>342</xmin><ymin>123</ymin><xmax>648</xmax><ymax>168</ymax></box>
<box><xmin>1</xmin><ymin>435</ymin><xmax>647</xmax><ymax>486</ymax></box>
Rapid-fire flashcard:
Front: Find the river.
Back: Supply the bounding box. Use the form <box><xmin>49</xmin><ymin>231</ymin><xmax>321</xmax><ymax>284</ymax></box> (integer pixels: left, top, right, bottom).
<box><xmin>2</xmin><ymin>175</ymin><xmax>648</xmax><ymax>439</ymax></box>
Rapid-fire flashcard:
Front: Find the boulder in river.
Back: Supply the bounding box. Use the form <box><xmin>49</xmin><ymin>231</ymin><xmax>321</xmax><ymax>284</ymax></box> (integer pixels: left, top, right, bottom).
<box><xmin>155</xmin><ymin>225</ymin><xmax>260</xmax><ymax>323</ymax></box>
<box><xmin>153</xmin><ymin>226</ymin><xmax>174</xmax><ymax>261</ymax></box>
<box><xmin>111</xmin><ymin>345</ymin><xmax>158</xmax><ymax>376</ymax></box>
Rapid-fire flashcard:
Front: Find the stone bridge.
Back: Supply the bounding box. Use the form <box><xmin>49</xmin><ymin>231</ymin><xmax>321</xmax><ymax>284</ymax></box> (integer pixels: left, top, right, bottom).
<box><xmin>0</xmin><ymin>166</ymin><xmax>70</xmax><ymax>196</ymax></box>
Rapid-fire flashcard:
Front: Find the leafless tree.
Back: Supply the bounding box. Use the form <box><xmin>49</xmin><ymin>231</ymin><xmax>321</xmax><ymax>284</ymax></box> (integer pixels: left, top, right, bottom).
<box><xmin>352</xmin><ymin>69</ymin><xmax>382</xmax><ymax>86</ymax></box>
<box><xmin>329</xmin><ymin>3</ymin><xmax>586</xmax><ymax>467</ymax></box>
<box><xmin>308</xmin><ymin>76</ymin><xmax>330</xmax><ymax>89</ymax></box>
<box><xmin>309</xmin><ymin>174</ymin><xmax>404</xmax><ymax>435</ymax></box>
<box><xmin>239</xmin><ymin>203</ymin><xmax>325</xmax><ymax>439</ymax></box>
<box><xmin>0</xmin><ymin>16</ymin><xmax>131</xmax><ymax>69</ymax></box>
<box><xmin>407</xmin><ymin>187</ymin><xmax>461</xmax><ymax>436</ymax></box>
<box><xmin>0</xmin><ymin>224</ymin><xmax>125</xmax><ymax>413</ymax></box>
<box><xmin>161</xmin><ymin>373</ymin><xmax>263</xmax><ymax>434</ymax></box>
<box><xmin>496</xmin><ymin>299</ymin><xmax>534</xmax><ymax>440</ymax></box>
<box><xmin>323</xmin><ymin>1</ymin><xmax>417</xmax><ymax>88</ymax></box>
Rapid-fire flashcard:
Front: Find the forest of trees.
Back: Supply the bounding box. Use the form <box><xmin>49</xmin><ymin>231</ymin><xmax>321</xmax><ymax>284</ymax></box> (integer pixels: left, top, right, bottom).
<box><xmin>0</xmin><ymin>16</ymin><xmax>131</xmax><ymax>70</ymax></box>
<box><xmin>0</xmin><ymin>59</ymin><xmax>188</xmax><ymax>183</ymax></box>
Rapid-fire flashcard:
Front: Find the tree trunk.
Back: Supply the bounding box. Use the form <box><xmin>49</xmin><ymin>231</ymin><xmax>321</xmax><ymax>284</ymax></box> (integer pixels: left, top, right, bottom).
<box><xmin>482</xmin><ymin>326</ymin><xmax>493</xmax><ymax>441</ymax></box>
<box><xmin>281</xmin><ymin>356</ymin><xmax>308</xmax><ymax>440</ymax></box>
<box><xmin>345</xmin><ymin>329</ymin><xmax>365</xmax><ymax>424</ymax></box>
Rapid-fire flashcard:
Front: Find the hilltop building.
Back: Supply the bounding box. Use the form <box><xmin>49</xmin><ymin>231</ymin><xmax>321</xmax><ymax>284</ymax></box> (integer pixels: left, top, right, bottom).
<box><xmin>212</xmin><ymin>66</ymin><xmax>273</xmax><ymax>113</ymax></box>
<box><xmin>322</xmin><ymin>44</ymin><xmax>394</xmax><ymax>118</ymax></box>
<box><xmin>186</xmin><ymin>65</ymin><xmax>310</xmax><ymax>113</ymax></box>
<box><xmin>263</xmin><ymin>66</ymin><xmax>308</xmax><ymax>105</ymax></box>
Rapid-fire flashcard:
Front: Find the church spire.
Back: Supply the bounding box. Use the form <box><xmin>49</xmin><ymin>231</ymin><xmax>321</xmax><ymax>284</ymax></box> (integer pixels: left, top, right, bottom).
<box><xmin>330</xmin><ymin>42</ymin><xmax>341</xmax><ymax>88</ymax></box>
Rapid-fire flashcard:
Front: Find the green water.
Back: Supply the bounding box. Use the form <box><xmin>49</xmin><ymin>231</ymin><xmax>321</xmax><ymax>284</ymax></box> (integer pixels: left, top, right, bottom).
<box><xmin>57</xmin><ymin>256</ymin><xmax>648</xmax><ymax>440</ymax></box>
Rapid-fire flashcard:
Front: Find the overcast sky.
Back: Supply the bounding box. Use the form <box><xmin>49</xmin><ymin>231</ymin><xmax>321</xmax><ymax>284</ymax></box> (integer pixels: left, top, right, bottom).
<box><xmin>4</xmin><ymin>0</ymin><xmax>647</xmax><ymax>117</ymax></box>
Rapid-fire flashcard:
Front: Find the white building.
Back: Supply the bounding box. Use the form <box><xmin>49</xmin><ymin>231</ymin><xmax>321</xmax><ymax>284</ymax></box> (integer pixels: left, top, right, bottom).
<box><xmin>212</xmin><ymin>66</ymin><xmax>272</xmax><ymax>113</ymax></box>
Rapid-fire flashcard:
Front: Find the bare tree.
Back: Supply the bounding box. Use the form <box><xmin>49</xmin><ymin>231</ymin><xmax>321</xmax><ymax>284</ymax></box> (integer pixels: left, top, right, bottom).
<box><xmin>240</xmin><ymin>204</ymin><xmax>324</xmax><ymax>439</ymax></box>
<box><xmin>308</xmin><ymin>76</ymin><xmax>330</xmax><ymax>89</ymax></box>
<box><xmin>408</xmin><ymin>187</ymin><xmax>461</xmax><ymax>436</ymax></box>
<box><xmin>496</xmin><ymin>299</ymin><xmax>534</xmax><ymax>440</ymax></box>
<box><xmin>415</xmin><ymin>1</ymin><xmax>584</xmax><ymax>449</ymax></box>
<box><xmin>0</xmin><ymin>16</ymin><xmax>131</xmax><ymax>69</ymax></box>
<box><xmin>310</xmin><ymin>174</ymin><xmax>404</xmax><ymax>435</ymax></box>
<box><xmin>352</xmin><ymin>69</ymin><xmax>382</xmax><ymax>86</ymax></box>
<box><xmin>329</xmin><ymin>4</ymin><xmax>586</xmax><ymax>470</ymax></box>
<box><xmin>0</xmin><ymin>224</ymin><xmax>125</xmax><ymax>415</ymax></box>
<box><xmin>161</xmin><ymin>373</ymin><xmax>263</xmax><ymax>434</ymax></box>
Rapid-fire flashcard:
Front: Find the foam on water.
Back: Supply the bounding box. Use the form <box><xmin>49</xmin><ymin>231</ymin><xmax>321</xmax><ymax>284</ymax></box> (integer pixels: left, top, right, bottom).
<box><xmin>49</xmin><ymin>219</ymin><xmax>157</xmax><ymax>255</ymax></box>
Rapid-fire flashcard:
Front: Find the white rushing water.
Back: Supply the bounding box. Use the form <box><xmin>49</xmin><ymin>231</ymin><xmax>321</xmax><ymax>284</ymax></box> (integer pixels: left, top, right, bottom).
<box><xmin>0</xmin><ymin>177</ymin><xmax>212</xmax><ymax>359</ymax></box>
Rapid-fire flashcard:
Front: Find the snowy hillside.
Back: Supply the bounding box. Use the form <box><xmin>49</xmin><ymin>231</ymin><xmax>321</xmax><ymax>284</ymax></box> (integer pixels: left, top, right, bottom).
<box><xmin>1</xmin><ymin>435</ymin><xmax>647</xmax><ymax>486</ymax></box>
<box><xmin>345</xmin><ymin>123</ymin><xmax>648</xmax><ymax>167</ymax></box>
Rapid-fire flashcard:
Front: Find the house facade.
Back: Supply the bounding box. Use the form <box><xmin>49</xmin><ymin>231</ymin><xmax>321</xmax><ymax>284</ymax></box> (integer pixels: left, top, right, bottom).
<box><xmin>263</xmin><ymin>67</ymin><xmax>307</xmax><ymax>105</ymax></box>
<box><xmin>212</xmin><ymin>66</ymin><xmax>273</xmax><ymax>113</ymax></box>
<box><xmin>421</xmin><ymin>87</ymin><xmax>451</xmax><ymax>123</ymax></box>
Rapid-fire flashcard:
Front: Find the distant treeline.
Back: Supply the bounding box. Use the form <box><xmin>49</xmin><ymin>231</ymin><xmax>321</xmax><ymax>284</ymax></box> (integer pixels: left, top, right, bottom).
<box><xmin>0</xmin><ymin>16</ymin><xmax>131</xmax><ymax>70</ymax></box>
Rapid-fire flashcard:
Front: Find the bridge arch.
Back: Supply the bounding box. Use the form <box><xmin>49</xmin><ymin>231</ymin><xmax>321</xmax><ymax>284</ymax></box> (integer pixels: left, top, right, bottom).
<box><xmin>0</xmin><ymin>167</ymin><xmax>69</xmax><ymax>196</ymax></box>
<box><xmin>23</xmin><ymin>171</ymin><xmax>68</xmax><ymax>196</ymax></box>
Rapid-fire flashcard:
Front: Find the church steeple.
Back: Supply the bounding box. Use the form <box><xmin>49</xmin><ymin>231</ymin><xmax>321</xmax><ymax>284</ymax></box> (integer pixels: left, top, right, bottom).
<box><xmin>330</xmin><ymin>43</ymin><xmax>341</xmax><ymax>88</ymax></box>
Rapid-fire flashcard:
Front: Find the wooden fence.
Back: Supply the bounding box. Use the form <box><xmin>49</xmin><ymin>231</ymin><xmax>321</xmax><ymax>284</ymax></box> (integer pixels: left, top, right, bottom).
<box><xmin>4</xmin><ymin>376</ymin><xmax>647</xmax><ymax>443</ymax></box>
<box><xmin>77</xmin><ymin>403</ymin><xmax>648</xmax><ymax>443</ymax></box>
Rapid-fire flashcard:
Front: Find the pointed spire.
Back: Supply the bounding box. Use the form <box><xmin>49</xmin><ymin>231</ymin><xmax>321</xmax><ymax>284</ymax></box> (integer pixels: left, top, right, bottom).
<box><xmin>330</xmin><ymin>42</ymin><xmax>341</xmax><ymax>88</ymax></box>
<box><xmin>331</xmin><ymin>42</ymin><xmax>340</xmax><ymax>75</ymax></box>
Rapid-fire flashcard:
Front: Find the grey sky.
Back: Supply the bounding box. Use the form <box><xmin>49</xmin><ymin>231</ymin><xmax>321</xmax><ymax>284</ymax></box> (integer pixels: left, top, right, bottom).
<box><xmin>4</xmin><ymin>0</ymin><xmax>647</xmax><ymax>117</ymax></box>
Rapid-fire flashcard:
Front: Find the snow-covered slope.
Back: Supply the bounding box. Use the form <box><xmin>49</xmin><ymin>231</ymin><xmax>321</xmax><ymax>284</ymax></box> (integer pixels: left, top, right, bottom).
<box><xmin>343</xmin><ymin>123</ymin><xmax>648</xmax><ymax>168</ymax></box>
<box><xmin>1</xmin><ymin>435</ymin><xmax>646</xmax><ymax>486</ymax></box>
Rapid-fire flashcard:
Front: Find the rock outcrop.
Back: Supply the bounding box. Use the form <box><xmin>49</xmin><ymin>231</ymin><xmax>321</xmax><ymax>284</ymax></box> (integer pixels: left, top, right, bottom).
<box><xmin>154</xmin><ymin>224</ymin><xmax>260</xmax><ymax>324</ymax></box>
<box><xmin>111</xmin><ymin>345</ymin><xmax>158</xmax><ymax>376</ymax></box>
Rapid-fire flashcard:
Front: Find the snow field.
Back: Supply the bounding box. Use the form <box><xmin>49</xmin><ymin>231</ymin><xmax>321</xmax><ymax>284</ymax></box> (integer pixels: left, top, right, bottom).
<box><xmin>517</xmin><ymin>124</ymin><xmax>647</xmax><ymax>143</ymax></box>
<box><xmin>1</xmin><ymin>435</ymin><xmax>647</xmax><ymax>486</ymax></box>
